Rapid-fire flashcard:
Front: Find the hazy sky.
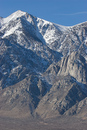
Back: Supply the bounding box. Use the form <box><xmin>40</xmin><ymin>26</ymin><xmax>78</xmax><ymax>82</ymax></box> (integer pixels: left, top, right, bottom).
<box><xmin>0</xmin><ymin>0</ymin><xmax>87</xmax><ymax>26</ymax></box>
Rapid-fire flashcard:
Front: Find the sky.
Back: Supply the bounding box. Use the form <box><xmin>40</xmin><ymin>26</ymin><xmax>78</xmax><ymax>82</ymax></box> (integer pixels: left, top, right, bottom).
<box><xmin>0</xmin><ymin>0</ymin><xmax>87</xmax><ymax>26</ymax></box>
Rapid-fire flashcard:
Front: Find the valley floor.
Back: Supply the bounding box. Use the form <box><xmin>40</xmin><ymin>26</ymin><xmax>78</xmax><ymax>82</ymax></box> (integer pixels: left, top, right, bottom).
<box><xmin>0</xmin><ymin>116</ymin><xmax>87</xmax><ymax>130</ymax></box>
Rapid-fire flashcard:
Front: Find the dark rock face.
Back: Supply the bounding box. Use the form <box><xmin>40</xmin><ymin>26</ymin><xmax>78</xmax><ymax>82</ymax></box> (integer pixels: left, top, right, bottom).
<box><xmin>0</xmin><ymin>10</ymin><xmax>87</xmax><ymax>119</ymax></box>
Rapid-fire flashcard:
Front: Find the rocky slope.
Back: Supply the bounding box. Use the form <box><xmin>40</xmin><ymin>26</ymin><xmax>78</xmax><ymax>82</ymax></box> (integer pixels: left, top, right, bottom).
<box><xmin>0</xmin><ymin>10</ymin><xmax>87</xmax><ymax>119</ymax></box>
<box><xmin>36</xmin><ymin>52</ymin><xmax>87</xmax><ymax>118</ymax></box>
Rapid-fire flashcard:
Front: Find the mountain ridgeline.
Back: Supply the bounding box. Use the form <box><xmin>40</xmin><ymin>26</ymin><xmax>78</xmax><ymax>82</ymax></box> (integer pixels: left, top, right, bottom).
<box><xmin>0</xmin><ymin>10</ymin><xmax>87</xmax><ymax>119</ymax></box>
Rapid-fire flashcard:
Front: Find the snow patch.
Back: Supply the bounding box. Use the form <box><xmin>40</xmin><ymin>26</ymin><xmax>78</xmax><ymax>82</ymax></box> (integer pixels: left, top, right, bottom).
<box><xmin>2</xmin><ymin>22</ymin><xmax>22</xmax><ymax>38</ymax></box>
<box><xmin>3</xmin><ymin>10</ymin><xmax>26</xmax><ymax>24</ymax></box>
<box><xmin>54</xmin><ymin>24</ymin><xmax>69</xmax><ymax>32</ymax></box>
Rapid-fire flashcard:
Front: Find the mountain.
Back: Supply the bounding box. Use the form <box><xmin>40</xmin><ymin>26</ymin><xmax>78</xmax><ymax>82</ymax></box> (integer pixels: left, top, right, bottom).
<box><xmin>36</xmin><ymin>51</ymin><xmax>87</xmax><ymax>118</ymax></box>
<box><xmin>0</xmin><ymin>10</ymin><xmax>87</xmax><ymax>119</ymax></box>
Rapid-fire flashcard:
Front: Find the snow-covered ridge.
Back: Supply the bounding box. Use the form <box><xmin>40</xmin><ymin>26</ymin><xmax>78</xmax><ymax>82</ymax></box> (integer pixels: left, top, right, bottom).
<box><xmin>1</xmin><ymin>10</ymin><xmax>86</xmax><ymax>38</ymax></box>
<box><xmin>0</xmin><ymin>10</ymin><xmax>87</xmax><ymax>60</ymax></box>
<box><xmin>0</xmin><ymin>17</ymin><xmax>3</xmax><ymax>27</ymax></box>
<box><xmin>0</xmin><ymin>10</ymin><xmax>36</xmax><ymax>39</ymax></box>
<box><xmin>3</xmin><ymin>10</ymin><xmax>26</xmax><ymax>24</ymax></box>
<box><xmin>36</xmin><ymin>17</ymin><xmax>69</xmax><ymax>32</ymax></box>
<box><xmin>1</xmin><ymin>10</ymin><xmax>69</xmax><ymax>33</ymax></box>
<box><xmin>1</xmin><ymin>10</ymin><xmax>87</xmax><ymax>30</ymax></box>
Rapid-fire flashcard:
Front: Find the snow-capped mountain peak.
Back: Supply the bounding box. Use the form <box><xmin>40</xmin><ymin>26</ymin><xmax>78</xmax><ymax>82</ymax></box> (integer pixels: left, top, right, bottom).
<box><xmin>3</xmin><ymin>10</ymin><xmax>26</xmax><ymax>24</ymax></box>
<box><xmin>0</xmin><ymin>10</ymin><xmax>87</xmax><ymax>60</ymax></box>
<box><xmin>0</xmin><ymin>10</ymin><xmax>87</xmax><ymax>120</ymax></box>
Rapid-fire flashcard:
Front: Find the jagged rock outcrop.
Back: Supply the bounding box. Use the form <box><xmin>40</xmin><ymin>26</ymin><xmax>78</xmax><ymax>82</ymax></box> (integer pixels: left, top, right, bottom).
<box><xmin>44</xmin><ymin>51</ymin><xmax>87</xmax><ymax>84</ymax></box>
<box><xmin>58</xmin><ymin>51</ymin><xmax>87</xmax><ymax>84</ymax></box>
